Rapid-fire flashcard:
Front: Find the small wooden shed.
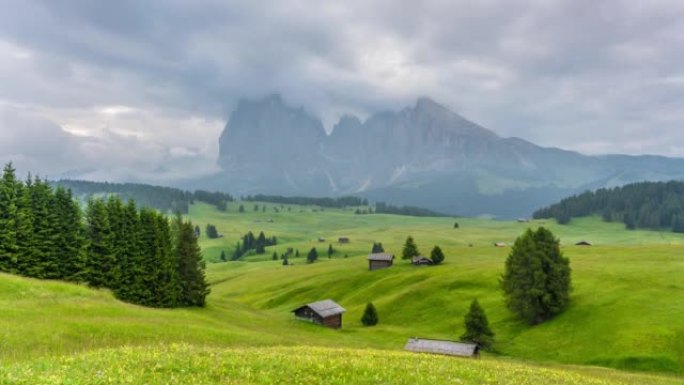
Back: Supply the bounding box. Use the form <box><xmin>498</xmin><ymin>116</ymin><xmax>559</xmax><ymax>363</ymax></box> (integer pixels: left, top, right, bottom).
<box><xmin>404</xmin><ymin>338</ymin><xmax>480</xmax><ymax>358</ymax></box>
<box><xmin>575</xmin><ymin>240</ymin><xmax>592</xmax><ymax>246</ymax></box>
<box><xmin>368</xmin><ymin>253</ymin><xmax>394</xmax><ymax>270</ymax></box>
<box><xmin>292</xmin><ymin>299</ymin><xmax>346</xmax><ymax>329</ymax></box>
<box><xmin>494</xmin><ymin>242</ymin><xmax>507</xmax><ymax>247</ymax></box>
<box><xmin>338</xmin><ymin>237</ymin><xmax>350</xmax><ymax>244</ymax></box>
<box><xmin>411</xmin><ymin>256</ymin><xmax>433</xmax><ymax>266</ymax></box>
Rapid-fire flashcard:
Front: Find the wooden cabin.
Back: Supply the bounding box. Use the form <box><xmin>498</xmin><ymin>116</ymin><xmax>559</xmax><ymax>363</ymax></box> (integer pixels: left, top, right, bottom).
<box><xmin>494</xmin><ymin>242</ymin><xmax>507</xmax><ymax>247</ymax></box>
<box><xmin>338</xmin><ymin>237</ymin><xmax>350</xmax><ymax>244</ymax></box>
<box><xmin>575</xmin><ymin>240</ymin><xmax>592</xmax><ymax>246</ymax></box>
<box><xmin>368</xmin><ymin>253</ymin><xmax>394</xmax><ymax>270</ymax></box>
<box><xmin>411</xmin><ymin>256</ymin><xmax>433</xmax><ymax>266</ymax></box>
<box><xmin>292</xmin><ymin>299</ymin><xmax>346</xmax><ymax>329</ymax></box>
<box><xmin>404</xmin><ymin>338</ymin><xmax>479</xmax><ymax>358</ymax></box>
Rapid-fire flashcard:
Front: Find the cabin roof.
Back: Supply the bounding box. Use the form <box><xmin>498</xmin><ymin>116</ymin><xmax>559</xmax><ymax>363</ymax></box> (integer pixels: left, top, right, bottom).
<box><xmin>368</xmin><ymin>253</ymin><xmax>394</xmax><ymax>261</ymax></box>
<box><xmin>292</xmin><ymin>299</ymin><xmax>346</xmax><ymax>318</ymax></box>
<box><xmin>404</xmin><ymin>338</ymin><xmax>478</xmax><ymax>357</ymax></box>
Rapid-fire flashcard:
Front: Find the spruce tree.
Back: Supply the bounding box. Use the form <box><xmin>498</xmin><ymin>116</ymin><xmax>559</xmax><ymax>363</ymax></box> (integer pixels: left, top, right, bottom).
<box><xmin>430</xmin><ymin>245</ymin><xmax>445</xmax><ymax>265</ymax></box>
<box><xmin>402</xmin><ymin>236</ymin><xmax>419</xmax><ymax>260</ymax></box>
<box><xmin>85</xmin><ymin>199</ymin><xmax>117</xmax><ymax>288</ymax></box>
<box><xmin>328</xmin><ymin>244</ymin><xmax>334</xmax><ymax>258</ymax></box>
<box><xmin>220</xmin><ymin>250</ymin><xmax>227</xmax><ymax>262</ymax></box>
<box><xmin>272</xmin><ymin>251</ymin><xmax>278</xmax><ymax>260</ymax></box>
<box><xmin>27</xmin><ymin>178</ymin><xmax>60</xmax><ymax>279</ymax></box>
<box><xmin>174</xmin><ymin>217</ymin><xmax>210</xmax><ymax>307</ymax></box>
<box><xmin>53</xmin><ymin>187</ymin><xmax>85</xmax><ymax>281</ymax></box>
<box><xmin>460</xmin><ymin>299</ymin><xmax>494</xmax><ymax>349</ymax></box>
<box><xmin>115</xmin><ymin>200</ymin><xmax>146</xmax><ymax>303</ymax></box>
<box><xmin>307</xmin><ymin>247</ymin><xmax>318</xmax><ymax>263</ymax></box>
<box><xmin>0</xmin><ymin>163</ymin><xmax>19</xmax><ymax>272</ymax></box>
<box><xmin>361</xmin><ymin>302</ymin><xmax>378</xmax><ymax>326</ymax></box>
<box><xmin>371</xmin><ymin>242</ymin><xmax>384</xmax><ymax>253</ymax></box>
<box><xmin>14</xmin><ymin>177</ymin><xmax>34</xmax><ymax>277</ymax></box>
<box><xmin>501</xmin><ymin>227</ymin><xmax>572</xmax><ymax>324</ymax></box>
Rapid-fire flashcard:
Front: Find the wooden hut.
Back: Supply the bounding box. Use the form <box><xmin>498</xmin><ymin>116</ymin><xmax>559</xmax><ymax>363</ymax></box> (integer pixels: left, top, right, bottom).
<box><xmin>368</xmin><ymin>253</ymin><xmax>394</xmax><ymax>270</ymax></box>
<box><xmin>411</xmin><ymin>255</ymin><xmax>433</xmax><ymax>266</ymax></box>
<box><xmin>494</xmin><ymin>242</ymin><xmax>507</xmax><ymax>247</ymax></box>
<box><xmin>575</xmin><ymin>240</ymin><xmax>592</xmax><ymax>246</ymax></box>
<box><xmin>338</xmin><ymin>237</ymin><xmax>350</xmax><ymax>244</ymax></box>
<box><xmin>292</xmin><ymin>299</ymin><xmax>346</xmax><ymax>329</ymax></box>
<box><xmin>404</xmin><ymin>338</ymin><xmax>479</xmax><ymax>358</ymax></box>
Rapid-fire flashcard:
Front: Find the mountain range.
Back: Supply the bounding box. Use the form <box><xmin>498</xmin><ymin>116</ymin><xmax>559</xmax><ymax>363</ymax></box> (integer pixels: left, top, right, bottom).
<box><xmin>197</xmin><ymin>94</ymin><xmax>684</xmax><ymax>218</ymax></box>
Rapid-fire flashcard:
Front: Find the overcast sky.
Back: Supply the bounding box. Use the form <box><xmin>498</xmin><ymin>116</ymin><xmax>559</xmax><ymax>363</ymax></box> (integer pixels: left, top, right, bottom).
<box><xmin>0</xmin><ymin>0</ymin><xmax>683</xmax><ymax>181</ymax></box>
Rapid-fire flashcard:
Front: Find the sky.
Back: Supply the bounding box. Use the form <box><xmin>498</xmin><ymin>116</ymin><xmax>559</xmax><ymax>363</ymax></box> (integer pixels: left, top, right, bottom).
<box><xmin>0</xmin><ymin>0</ymin><xmax>683</xmax><ymax>182</ymax></box>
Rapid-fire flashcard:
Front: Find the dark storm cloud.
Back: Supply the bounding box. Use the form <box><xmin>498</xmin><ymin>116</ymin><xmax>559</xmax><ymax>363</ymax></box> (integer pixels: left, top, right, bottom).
<box><xmin>0</xmin><ymin>0</ymin><xmax>683</xmax><ymax>180</ymax></box>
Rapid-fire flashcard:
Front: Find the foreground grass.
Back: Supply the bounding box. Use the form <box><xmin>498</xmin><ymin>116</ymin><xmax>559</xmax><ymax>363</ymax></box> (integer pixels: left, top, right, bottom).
<box><xmin>2</xmin><ymin>344</ymin><xmax>681</xmax><ymax>385</ymax></box>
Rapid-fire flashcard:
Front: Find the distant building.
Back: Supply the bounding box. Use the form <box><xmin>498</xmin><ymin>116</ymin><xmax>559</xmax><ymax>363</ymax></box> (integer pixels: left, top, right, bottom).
<box><xmin>411</xmin><ymin>256</ymin><xmax>433</xmax><ymax>266</ymax></box>
<box><xmin>292</xmin><ymin>299</ymin><xmax>346</xmax><ymax>329</ymax></box>
<box><xmin>494</xmin><ymin>242</ymin><xmax>507</xmax><ymax>247</ymax></box>
<box><xmin>368</xmin><ymin>253</ymin><xmax>394</xmax><ymax>270</ymax></box>
<box><xmin>575</xmin><ymin>240</ymin><xmax>592</xmax><ymax>246</ymax></box>
<box><xmin>338</xmin><ymin>237</ymin><xmax>350</xmax><ymax>244</ymax></box>
<box><xmin>404</xmin><ymin>338</ymin><xmax>480</xmax><ymax>358</ymax></box>
<box><xmin>517</xmin><ymin>218</ymin><xmax>529</xmax><ymax>223</ymax></box>
<box><xmin>318</xmin><ymin>237</ymin><xmax>326</xmax><ymax>242</ymax></box>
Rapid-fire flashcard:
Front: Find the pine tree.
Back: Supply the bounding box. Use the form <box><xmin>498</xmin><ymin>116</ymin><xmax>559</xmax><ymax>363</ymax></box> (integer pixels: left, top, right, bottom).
<box><xmin>402</xmin><ymin>236</ymin><xmax>419</xmax><ymax>260</ymax></box>
<box><xmin>501</xmin><ymin>227</ymin><xmax>572</xmax><ymax>324</ymax></box>
<box><xmin>460</xmin><ymin>299</ymin><xmax>494</xmax><ymax>349</ymax></box>
<box><xmin>454</xmin><ymin>222</ymin><xmax>459</xmax><ymax>228</ymax></box>
<box><xmin>14</xmin><ymin>177</ymin><xmax>34</xmax><ymax>277</ymax></box>
<box><xmin>174</xmin><ymin>217</ymin><xmax>210</xmax><ymax>307</ymax></box>
<box><xmin>361</xmin><ymin>302</ymin><xmax>378</xmax><ymax>326</ymax></box>
<box><xmin>220</xmin><ymin>250</ymin><xmax>227</xmax><ymax>262</ymax></box>
<box><xmin>328</xmin><ymin>244</ymin><xmax>334</xmax><ymax>258</ymax></box>
<box><xmin>238</xmin><ymin>204</ymin><xmax>245</xmax><ymax>213</ymax></box>
<box><xmin>430</xmin><ymin>245</ymin><xmax>445</xmax><ymax>265</ymax></box>
<box><xmin>0</xmin><ymin>163</ymin><xmax>20</xmax><ymax>272</ymax></box>
<box><xmin>85</xmin><ymin>199</ymin><xmax>117</xmax><ymax>288</ymax></box>
<box><xmin>307</xmin><ymin>247</ymin><xmax>318</xmax><ymax>263</ymax></box>
<box><xmin>371</xmin><ymin>242</ymin><xmax>384</xmax><ymax>253</ymax></box>
<box><xmin>272</xmin><ymin>251</ymin><xmax>278</xmax><ymax>260</ymax></box>
<box><xmin>282</xmin><ymin>257</ymin><xmax>289</xmax><ymax>266</ymax></box>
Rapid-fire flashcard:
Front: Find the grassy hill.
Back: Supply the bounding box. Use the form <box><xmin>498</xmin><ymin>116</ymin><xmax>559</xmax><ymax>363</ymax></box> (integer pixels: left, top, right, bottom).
<box><xmin>1</xmin><ymin>201</ymin><xmax>683</xmax><ymax>383</ymax></box>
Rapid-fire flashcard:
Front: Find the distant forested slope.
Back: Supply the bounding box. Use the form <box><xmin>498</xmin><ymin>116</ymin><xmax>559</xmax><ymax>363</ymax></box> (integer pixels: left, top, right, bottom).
<box><xmin>533</xmin><ymin>180</ymin><xmax>684</xmax><ymax>232</ymax></box>
<box><xmin>243</xmin><ymin>194</ymin><xmax>367</xmax><ymax>208</ymax></box>
<box><xmin>54</xmin><ymin>180</ymin><xmax>233</xmax><ymax>213</ymax></box>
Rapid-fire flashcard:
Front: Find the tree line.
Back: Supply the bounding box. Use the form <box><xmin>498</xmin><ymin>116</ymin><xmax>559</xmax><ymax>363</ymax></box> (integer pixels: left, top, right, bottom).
<box><xmin>0</xmin><ymin>163</ymin><xmax>209</xmax><ymax>308</ymax></box>
<box><xmin>53</xmin><ymin>180</ymin><xmax>234</xmax><ymax>214</ymax></box>
<box><xmin>533</xmin><ymin>180</ymin><xmax>684</xmax><ymax>232</ymax></box>
<box><xmin>243</xmin><ymin>194</ymin><xmax>368</xmax><ymax>208</ymax></box>
<box><xmin>372</xmin><ymin>202</ymin><xmax>447</xmax><ymax>217</ymax></box>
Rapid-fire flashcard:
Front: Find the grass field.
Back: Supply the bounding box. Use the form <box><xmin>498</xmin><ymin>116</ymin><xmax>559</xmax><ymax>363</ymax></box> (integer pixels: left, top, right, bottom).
<box><xmin>1</xmin><ymin>201</ymin><xmax>683</xmax><ymax>384</ymax></box>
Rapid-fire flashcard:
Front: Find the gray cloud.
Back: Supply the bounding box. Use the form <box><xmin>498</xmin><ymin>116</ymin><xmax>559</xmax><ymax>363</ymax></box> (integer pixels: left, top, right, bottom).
<box><xmin>0</xmin><ymin>0</ymin><xmax>683</xmax><ymax>180</ymax></box>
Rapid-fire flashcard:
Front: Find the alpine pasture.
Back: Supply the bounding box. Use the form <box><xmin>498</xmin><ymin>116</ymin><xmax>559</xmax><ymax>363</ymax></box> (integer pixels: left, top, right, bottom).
<box><xmin>1</xmin><ymin>201</ymin><xmax>683</xmax><ymax>384</ymax></box>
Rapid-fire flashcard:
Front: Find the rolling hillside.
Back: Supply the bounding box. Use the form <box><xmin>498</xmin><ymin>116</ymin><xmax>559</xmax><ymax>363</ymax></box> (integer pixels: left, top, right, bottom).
<box><xmin>1</xmin><ymin>202</ymin><xmax>683</xmax><ymax>384</ymax></box>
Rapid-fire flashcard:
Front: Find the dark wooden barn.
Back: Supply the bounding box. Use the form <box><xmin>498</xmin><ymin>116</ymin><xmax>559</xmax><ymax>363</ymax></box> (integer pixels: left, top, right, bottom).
<box><xmin>411</xmin><ymin>255</ymin><xmax>433</xmax><ymax>266</ymax></box>
<box><xmin>338</xmin><ymin>237</ymin><xmax>350</xmax><ymax>244</ymax></box>
<box><xmin>292</xmin><ymin>299</ymin><xmax>346</xmax><ymax>329</ymax></box>
<box><xmin>404</xmin><ymin>338</ymin><xmax>480</xmax><ymax>358</ymax></box>
<box><xmin>368</xmin><ymin>253</ymin><xmax>394</xmax><ymax>270</ymax></box>
<box><xmin>575</xmin><ymin>240</ymin><xmax>592</xmax><ymax>246</ymax></box>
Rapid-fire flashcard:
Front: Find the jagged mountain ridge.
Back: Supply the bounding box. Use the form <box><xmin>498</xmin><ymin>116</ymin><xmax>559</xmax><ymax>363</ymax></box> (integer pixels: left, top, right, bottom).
<box><xmin>213</xmin><ymin>94</ymin><xmax>684</xmax><ymax>218</ymax></box>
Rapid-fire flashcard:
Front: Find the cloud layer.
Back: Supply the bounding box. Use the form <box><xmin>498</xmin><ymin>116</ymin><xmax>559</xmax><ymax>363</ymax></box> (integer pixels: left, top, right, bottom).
<box><xmin>0</xmin><ymin>0</ymin><xmax>683</xmax><ymax>180</ymax></box>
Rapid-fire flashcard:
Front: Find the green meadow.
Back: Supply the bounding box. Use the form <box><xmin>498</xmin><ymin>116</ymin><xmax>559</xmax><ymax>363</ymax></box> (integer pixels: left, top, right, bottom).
<box><xmin>1</xmin><ymin>201</ymin><xmax>683</xmax><ymax>384</ymax></box>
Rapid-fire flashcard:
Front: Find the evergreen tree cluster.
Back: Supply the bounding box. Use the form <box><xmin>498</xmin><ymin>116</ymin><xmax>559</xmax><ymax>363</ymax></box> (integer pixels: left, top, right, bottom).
<box><xmin>307</xmin><ymin>247</ymin><xmax>318</xmax><ymax>263</ymax></box>
<box><xmin>460</xmin><ymin>299</ymin><xmax>494</xmax><ymax>349</ymax></box>
<box><xmin>533</xmin><ymin>180</ymin><xmax>684</xmax><ymax>232</ymax></box>
<box><xmin>501</xmin><ymin>227</ymin><xmax>571</xmax><ymax>325</ymax></box>
<box><xmin>205</xmin><ymin>224</ymin><xmax>220</xmax><ymax>239</ymax></box>
<box><xmin>374</xmin><ymin>202</ymin><xmax>447</xmax><ymax>217</ymax></box>
<box><xmin>0</xmin><ymin>163</ymin><xmax>210</xmax><ymax>308</ymax></box>
<box><xmin>244</xmin><ymin>194</ymin><xmax>367</xmax><ymax>208</ymax></box>
<box><xmin>52</xmin><ymin>180</ymin><xmax>234</xmax><ymax>214</ymax></box>
<box><xmin>231</xmin><ymin>231</ymin><xmax>277</xmax><ymax>260</ymax></box>
<box><xmin>370</xmin><ymin>242</ymin><xmax>384</xmax><ymax>253</ymax></box>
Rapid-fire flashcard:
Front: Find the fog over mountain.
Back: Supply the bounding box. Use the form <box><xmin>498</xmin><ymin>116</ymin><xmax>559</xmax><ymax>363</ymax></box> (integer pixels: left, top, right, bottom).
<box><xmin>201</xmin><ymin>95</ymin><xmax>684</xmax><ymax>218</ymax></box>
